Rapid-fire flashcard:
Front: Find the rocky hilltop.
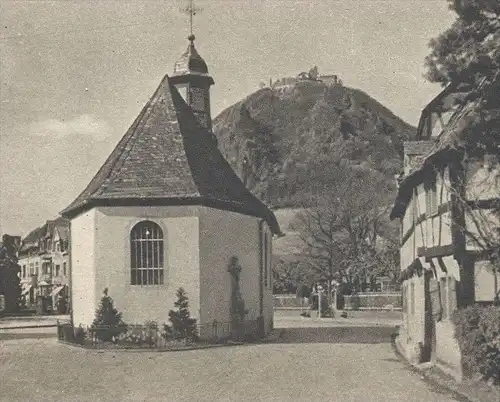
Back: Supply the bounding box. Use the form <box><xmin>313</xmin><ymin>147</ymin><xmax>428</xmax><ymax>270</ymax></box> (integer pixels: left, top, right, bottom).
<box><xmin>212</xmin><ymin>79</ymin><xmax>416</xmax><ymax>207</ymax></box>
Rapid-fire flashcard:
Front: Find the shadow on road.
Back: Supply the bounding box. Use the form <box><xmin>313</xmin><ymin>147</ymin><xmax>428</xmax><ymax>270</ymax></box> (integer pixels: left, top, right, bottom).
<box><xmin>273</xmin><ymin>326</ymin><xmax>396</xmax><ymax>344</ymax></box>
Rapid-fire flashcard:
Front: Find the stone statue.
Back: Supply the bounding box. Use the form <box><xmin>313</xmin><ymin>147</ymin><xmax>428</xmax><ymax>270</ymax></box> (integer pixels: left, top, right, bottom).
<box><xmin>228</xmin><ymin>256</ymin><xmax>242</xmax><ymax>293</ymax></box>
<box><xmin>228</xmin><ymin>257</ymin><xmax>248</xmax><ymax>327</ymax></box>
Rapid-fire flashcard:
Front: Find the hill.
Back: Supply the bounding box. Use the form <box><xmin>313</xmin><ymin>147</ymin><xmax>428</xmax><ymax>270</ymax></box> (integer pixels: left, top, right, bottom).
<box><xmin>212</xmin><ymin>79</ymin><xmax>416</xmax><ymax>208</ymax></box>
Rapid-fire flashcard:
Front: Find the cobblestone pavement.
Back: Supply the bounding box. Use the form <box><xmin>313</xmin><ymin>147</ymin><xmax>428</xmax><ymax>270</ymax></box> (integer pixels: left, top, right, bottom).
<box><xmin>0</xmin><ymin>314</ymin><xmax>461</xmax><ymax>402</ymax></box>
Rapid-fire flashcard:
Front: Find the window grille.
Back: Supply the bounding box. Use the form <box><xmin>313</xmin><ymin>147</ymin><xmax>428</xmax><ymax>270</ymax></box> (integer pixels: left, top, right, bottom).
<box><xmin>130</xmin><ymin>221</ymin><xmax>164</xmax><ymax>285</ymax></box>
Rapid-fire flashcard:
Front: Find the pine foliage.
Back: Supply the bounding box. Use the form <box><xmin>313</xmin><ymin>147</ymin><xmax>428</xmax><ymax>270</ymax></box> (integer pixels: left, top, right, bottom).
<box><xmin>92</xmin><ymin>288</ymin><xmax>127</xmax><ymax>342</ymax></box>
<box><xmin>164</xmin><ymin>287</ymin><xmax>198</xmax><ymax>342</ymax></box>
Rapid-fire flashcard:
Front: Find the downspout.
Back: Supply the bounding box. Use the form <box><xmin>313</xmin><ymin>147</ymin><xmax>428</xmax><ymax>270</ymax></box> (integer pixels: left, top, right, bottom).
<box><xmin>68</xmin><ymin>220</ymin><xmax>73</xmax><ymax>327</ymax></box>
<box><xmin>258</xmin><ymin>219</ymin><xmax>265</xmax><ymax>317</ymax></box>
<box><xmin>258</xmin><ymin>219</ymin><xmax>265</xmax><ymax>335</ymax></box>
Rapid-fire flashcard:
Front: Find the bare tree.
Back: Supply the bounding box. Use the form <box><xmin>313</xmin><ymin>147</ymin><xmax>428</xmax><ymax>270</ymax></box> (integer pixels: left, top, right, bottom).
<box><xmin>438</xmin><ymin>158</ymin><xmax>500</xmax><ymax>302</ymax></box>
<box><xmin>292</xmin><ymin>166</ymin><xmax>397</xmax><ymax>301</ymax></box>
<box><xmin>272</xmin><ymin>258</ymin><xmax>309</xmax><ymax>294</ymax></box>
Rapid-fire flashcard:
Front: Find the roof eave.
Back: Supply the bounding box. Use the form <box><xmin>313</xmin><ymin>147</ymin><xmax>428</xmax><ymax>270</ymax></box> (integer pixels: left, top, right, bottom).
<box><xmin>390</xmin><ymin>147</ymin><xmax>457</xmax><ymax>220</ymax></box>
<box><xmin>60</xmin><ymin>196</ymin><xmax>282</xmax><ymax>235</ymax></box>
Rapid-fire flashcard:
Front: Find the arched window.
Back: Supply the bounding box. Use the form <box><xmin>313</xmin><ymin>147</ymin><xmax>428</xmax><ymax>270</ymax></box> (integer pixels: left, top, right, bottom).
<box><xmin>130</xmin><ymin>221</ymin><xmax>164</xmax><ymax>285</ymax></box>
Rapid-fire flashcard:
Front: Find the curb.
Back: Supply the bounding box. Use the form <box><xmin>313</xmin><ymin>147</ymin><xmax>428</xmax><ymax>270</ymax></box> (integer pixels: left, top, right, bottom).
<box><xmin>56</xmin><ymin>332</ymin><xmax>284</xmax><ymax>353</ymax></box>
<box><xmin>57</xmin><ymin>339</ymin><xmax>246</xmax><ymax>353</ymax></box>
<box><xmin>391</xmin><ymin>334</ymin><xmax>499</xmax><ymax>402</ymax></box>
<box><xmin>0</xmin><ymin>324</ymin><xmax>58</xmax><ymax>330</ymax></box>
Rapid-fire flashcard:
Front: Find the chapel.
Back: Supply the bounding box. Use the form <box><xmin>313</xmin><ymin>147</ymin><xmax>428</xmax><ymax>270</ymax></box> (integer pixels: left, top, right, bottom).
<box><xmin>61</xmin><ymin>34</ymin><xmax>281</xmax><ymax>339</ymax></box>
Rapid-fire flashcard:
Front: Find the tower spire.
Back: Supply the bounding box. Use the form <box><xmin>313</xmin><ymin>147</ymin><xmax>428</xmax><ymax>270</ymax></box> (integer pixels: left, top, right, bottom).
<box><xmin>180</xmin><ymin>0</ymin><xmax>203</xmax><ymax>40</ymax></box>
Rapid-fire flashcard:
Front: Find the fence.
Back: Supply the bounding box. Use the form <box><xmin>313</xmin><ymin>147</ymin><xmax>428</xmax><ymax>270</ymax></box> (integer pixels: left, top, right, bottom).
<box><xmin>273</xmin><ymin>294</ymin><xmax>307</xmax><ymax>309</ymax></box>
<box><xmin>343</xmin><ymin>292</ymin><xmax>402</xmax><ymax>311</ymax></box>
<box><xmin>57</xmin><ymin>318</ymin><xmax>264</xmax><ymax>350</ymax></box>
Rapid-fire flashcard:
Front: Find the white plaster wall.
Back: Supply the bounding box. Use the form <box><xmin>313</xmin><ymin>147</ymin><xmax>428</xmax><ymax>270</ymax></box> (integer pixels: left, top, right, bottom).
<box><xmin>84</xmin><ymin>206</ymin><xmax>201</xmax><ymax>327</ymax></box>
<box><xmin>199</xmin><ymin>207</ymin><xmax>272</xmax><ymax>335</ymax></box>
<box><xmin>435</xmin><ymin>320</ymin><xmax>462</xmax><ymax>379</ymax></box>
<box><xmin>71</xmin><ymin>209</ymin><xmax>97</xmax><ymax>327</ymax></box>
<box><xmin>402</xmin><ymin>198</ymin><xmax>413</xmax><ymax>234</ymax></box>
<box><xmin>414</xmin><ymin>222</ymin><xmax>424</xmax><ymax>251</ymax></box>
<box><xmin>406</xmin><ymin>275</ymin><xmax>425</xmax><ymax>347</ymax></box>
<box><xmin>416</xmin><ymin>184</ymin><xmax>426</xmax><ymax>217</ymax></box>
<box><xmin>474</xmin><ymin>259</ymin><xmax>500</xmax><ymax>302</ymax></box>
<box><xmin>400</xmin><ymin>232</ymin><xmax>414</xmax><ymax>271</ymax></box>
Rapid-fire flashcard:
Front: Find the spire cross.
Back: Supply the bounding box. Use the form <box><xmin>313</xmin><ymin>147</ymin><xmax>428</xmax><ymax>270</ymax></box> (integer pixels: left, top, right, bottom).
<box><xmin>180</xmin><ymin>0</ymin><xmax>203</xmax><ymax>38</ymax></box>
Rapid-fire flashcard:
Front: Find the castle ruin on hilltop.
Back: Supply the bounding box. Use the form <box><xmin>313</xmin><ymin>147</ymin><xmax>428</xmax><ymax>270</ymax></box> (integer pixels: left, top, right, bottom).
<box><xmin>259</xmin><ymin>66</ymin><xmax>343</xmax><ymax>91</ymax></box>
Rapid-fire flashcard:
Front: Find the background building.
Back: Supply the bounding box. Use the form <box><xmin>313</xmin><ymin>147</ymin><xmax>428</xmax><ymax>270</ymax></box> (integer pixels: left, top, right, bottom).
<box><xmin>18</xmin><ymin>217</ymin><xmax>70</xmax><ymax>313</ymax></box>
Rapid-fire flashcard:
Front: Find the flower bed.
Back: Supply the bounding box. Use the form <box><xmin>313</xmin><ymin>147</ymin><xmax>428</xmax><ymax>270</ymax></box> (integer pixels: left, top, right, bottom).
<box><xmin>56</xmin><ymin>319</ymin><xmax>261</xmax><ymax>351</ymax></box>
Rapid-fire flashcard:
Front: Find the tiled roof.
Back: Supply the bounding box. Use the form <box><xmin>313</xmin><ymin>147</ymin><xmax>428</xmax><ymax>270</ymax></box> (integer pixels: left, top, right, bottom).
<box><xmin>61</xmin><ymin>75</ymin><xmax>281</xmax><ymax>235</ymax></box>
<box><xmin>390</xmin><ymin>75</ymin><xmax>499</xmax><ymax>220</ymax></box>
<box><xmin>173</xmin><ymin>36</ymin><xmax>209</xmax><ymax>77</ymax></box>
<box><xmin>19</xmin><ymin>225</ymin><xmax>45</xmax><ymax>251</ymax></box>
<box><xmin>44</xmin><ymin>217</ymin><xmax>69</xmax><ymax>239</ymax></box>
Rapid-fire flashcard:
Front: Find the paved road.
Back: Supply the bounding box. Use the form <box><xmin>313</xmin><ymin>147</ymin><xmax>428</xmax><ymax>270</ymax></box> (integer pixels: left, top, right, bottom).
<box><xmin>0</xmin><ymin>314</ymin><xmax>461</xmax><ymax>402</ymax></box>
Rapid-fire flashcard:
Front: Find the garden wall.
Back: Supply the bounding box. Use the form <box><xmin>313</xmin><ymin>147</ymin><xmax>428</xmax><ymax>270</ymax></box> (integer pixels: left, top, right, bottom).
<box><xmin>343</xmin><ymin>292</ymin><xmax>402</xmax><ymax>311</ymax></box>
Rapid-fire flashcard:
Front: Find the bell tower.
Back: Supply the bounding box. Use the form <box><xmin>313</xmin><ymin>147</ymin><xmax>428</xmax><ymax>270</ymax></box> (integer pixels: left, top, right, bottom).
<box><xmin>171</xmin><ymin>1</ymin><xmax>214</xmax><ymax>131</ymax></box>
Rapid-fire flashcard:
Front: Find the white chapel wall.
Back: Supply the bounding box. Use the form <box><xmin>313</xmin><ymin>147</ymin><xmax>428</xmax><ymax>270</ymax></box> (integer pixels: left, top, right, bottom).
<box><xmin>91</xmin><ymin>206</ymin><xmax>201</xmax><ymax>326</ymax></box>
<box><xmin>199</xmin><ymin>207</ymin><xmax>272</xmax><ymax>330</ymax></box>
<box><xmin>71</xmin><ymin>209</ymin><xmax>97</xmax><ymax>327</ymax></box>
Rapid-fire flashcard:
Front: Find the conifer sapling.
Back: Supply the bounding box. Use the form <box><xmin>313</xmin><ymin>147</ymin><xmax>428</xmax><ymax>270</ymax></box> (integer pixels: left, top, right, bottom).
<box><xmin>92</xmin><ymin>288</ymin><xmax>127</xmax><ymax>342</ymax></box>
<box><xmin>165</xmin><ymin>287</ymin><xmax>198</xmax><ymax>343</ymax></box>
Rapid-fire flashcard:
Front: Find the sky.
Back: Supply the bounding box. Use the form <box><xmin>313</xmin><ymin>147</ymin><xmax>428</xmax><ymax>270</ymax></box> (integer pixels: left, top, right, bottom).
<box><xmin>0</xmin><ymin>0</ymin><xmax>457</xmax><ymax>237</ymax></box>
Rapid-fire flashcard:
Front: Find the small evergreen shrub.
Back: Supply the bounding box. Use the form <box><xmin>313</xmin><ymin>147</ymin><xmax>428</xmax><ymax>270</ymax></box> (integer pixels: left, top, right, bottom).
<box><xmin>91</xmin><ymin>288</ymin><xmax>127</xmax><ymax>342</ymax></box>
<box><xmin>163</xmin><ymin>288</ymin><xmax>198</xmax><ymax>343</ymax></box>
<box><xmin>452</xmin><ymin>305</ymin><xmax>500</xmax><ymax>384</ymax></box>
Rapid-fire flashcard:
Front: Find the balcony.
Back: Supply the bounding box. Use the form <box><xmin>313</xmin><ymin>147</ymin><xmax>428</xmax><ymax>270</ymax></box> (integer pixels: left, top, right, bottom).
<box><xmin>51</xmin><ymin>276</ymin><xmax>68</xmax><ymax>286</ymax></box>
<box><xmin>38</xmin><ymin>274</ymin><xmax>53</xmax><ymax>284</ymax></box>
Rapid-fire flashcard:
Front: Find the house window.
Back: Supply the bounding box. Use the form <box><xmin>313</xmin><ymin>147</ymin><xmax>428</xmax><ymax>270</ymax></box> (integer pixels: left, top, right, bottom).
<box><xmin>63</xmin><ymin>262</ymin><xmax>67</xmax><ymax>276</ymax></box>
<box><xmin>29</xmin><ymin>263</ymin><xmax>34</xmax><ymax>275</ymax></box>
<box><xmin>22</xmin><ymin>265</ymin><xmax>26</xmax><ymax>278</ymax></box>
<box><xmin>130</xmin><ymin>221</ymin><xmax>164</xmax><ymax>285</ymax></box>
<box><xmin>55</xmin><ymin>265</ymin><xmax>60</xmax><ymax>277</ymax></box>
<box><xmin>425</xmin><ymin>175</ymin><xmax>438</xmax><ymax>216</ymax></box>
<box><xmin>56</xmin><ymin>242</ymin><xmax>60</xmax><ymax>252</ymax></box>
<box><xmin>35</xmin><ymin>262</ymin><xmax>39</xmax><ymax>276</ymax></box>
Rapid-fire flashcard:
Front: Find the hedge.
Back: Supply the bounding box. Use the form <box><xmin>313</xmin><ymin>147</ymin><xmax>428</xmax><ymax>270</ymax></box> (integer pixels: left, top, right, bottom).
<box><xmin>452</xmin><ymin>305</ymin><xmax>500</xmax><ymax>384</ymax></box>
